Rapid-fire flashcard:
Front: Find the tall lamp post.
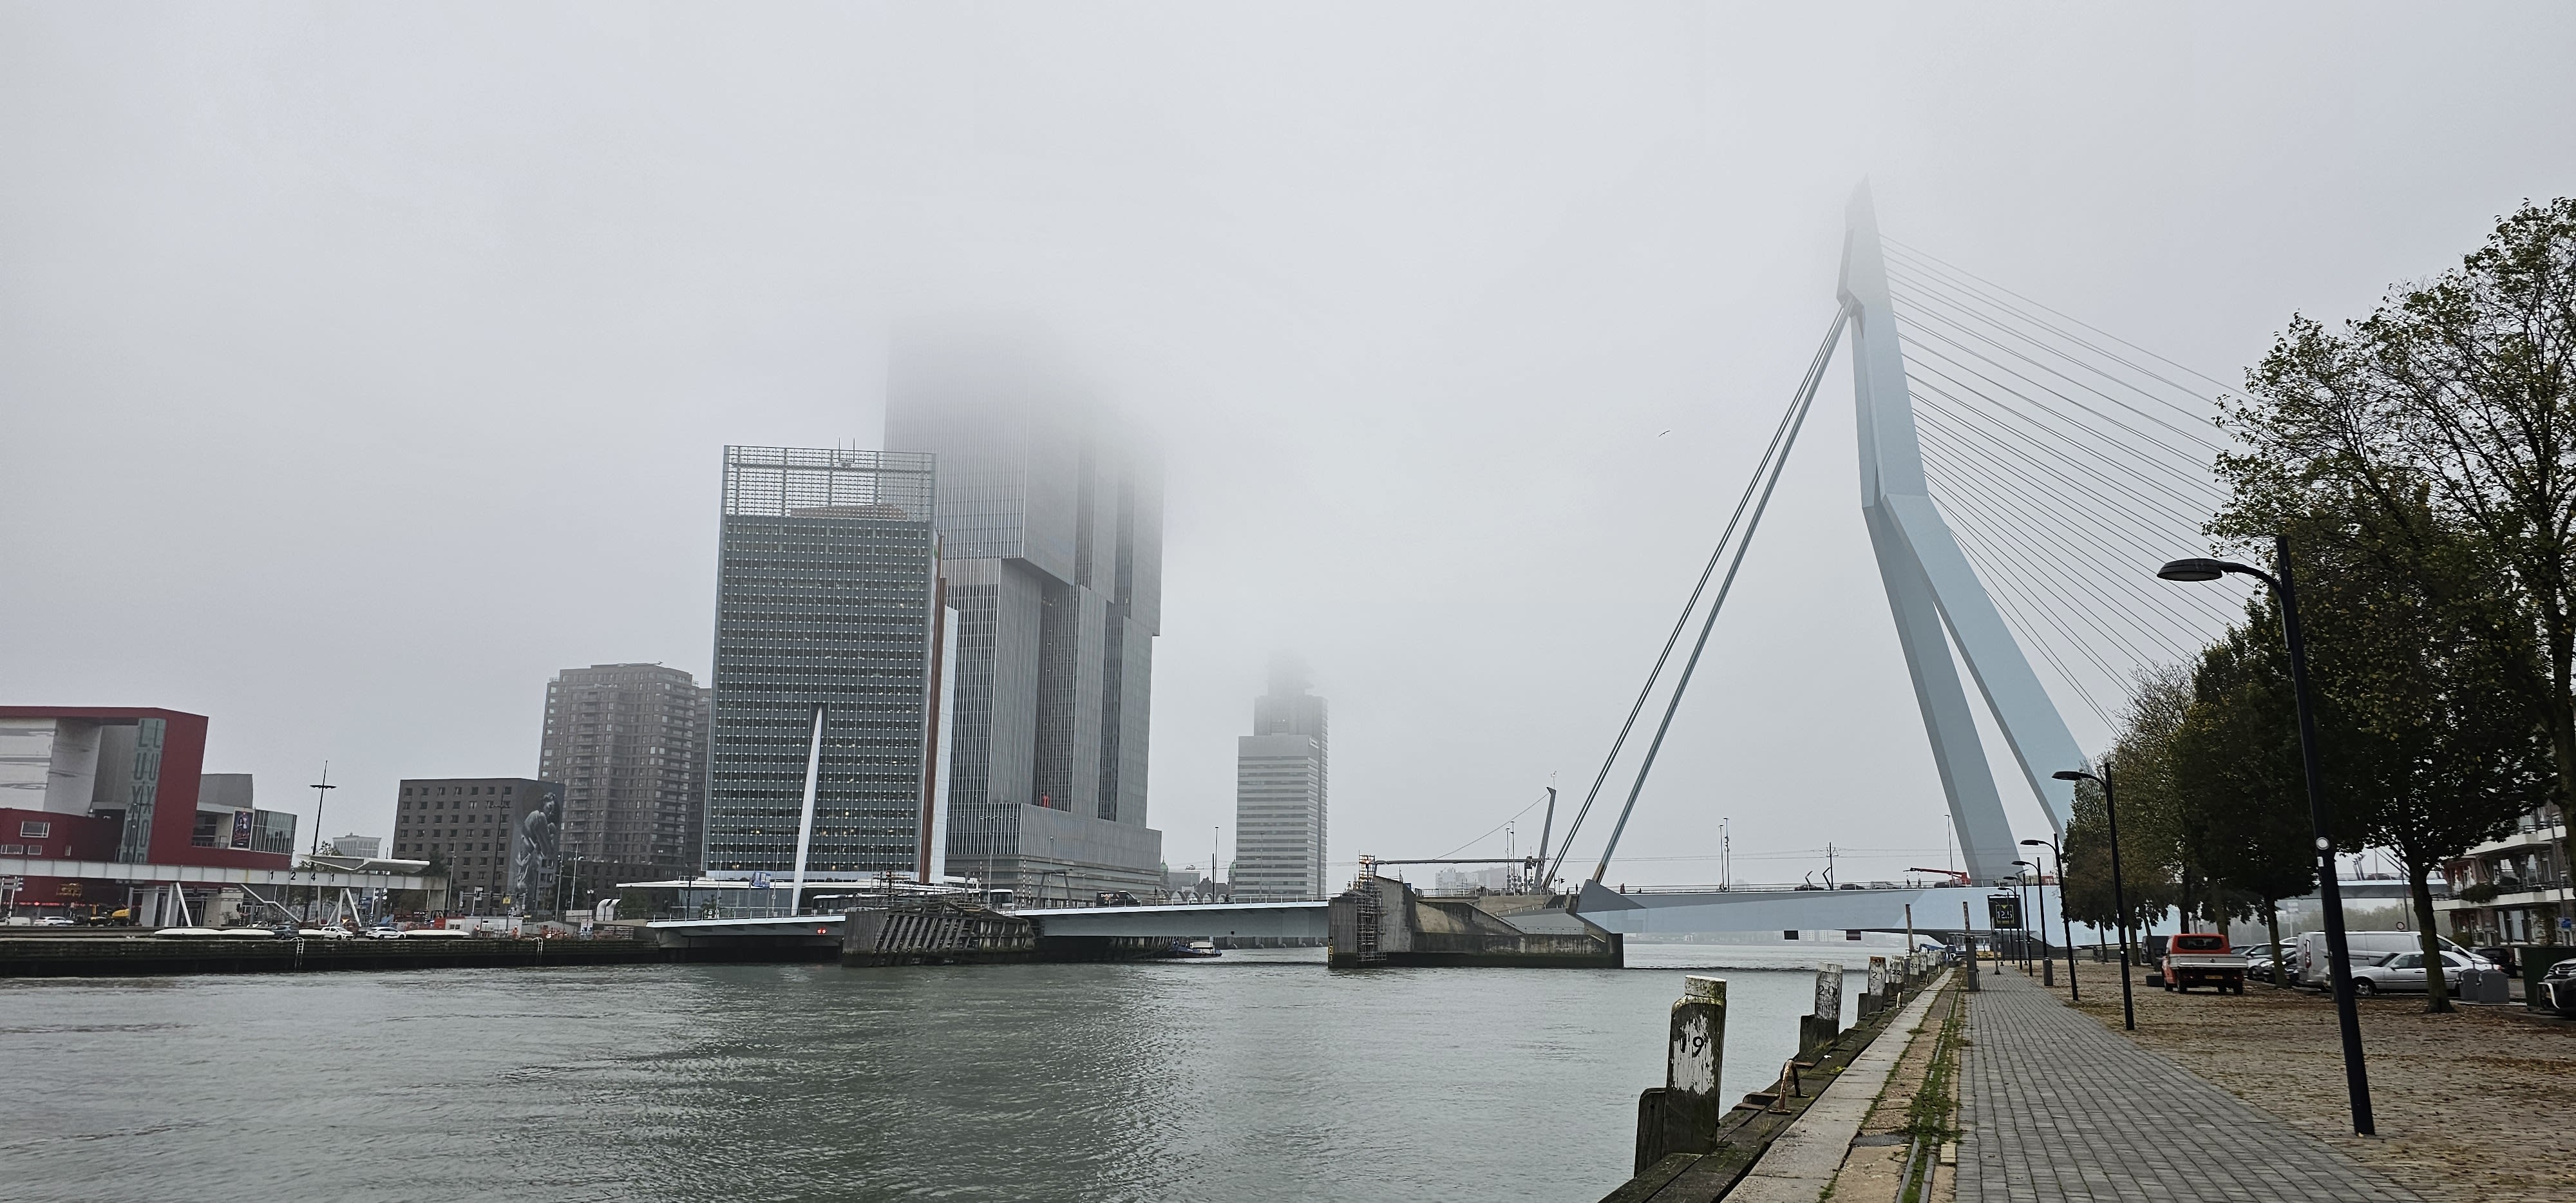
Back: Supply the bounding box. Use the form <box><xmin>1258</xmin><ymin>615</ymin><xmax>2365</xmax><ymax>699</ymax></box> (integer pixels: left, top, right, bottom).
<box><xmin>2159</xmin><ymin>540</ymin><xmax>2374</xmax><ymax>1137</ymax></box>
<box><xmin>2010</xmin><ymin>860</ymin><xmax>2035</xmax><ymax>969</ymax></box>
<box><xmin>2053</xmin><ymin>766</ymin><xmax>2136</xmax><ymax>1031</ymax></box>
<box><xmin>2022</xmin><ymin>837</ymin><xmax>2079</xmax><ymax>1001</ymax></box>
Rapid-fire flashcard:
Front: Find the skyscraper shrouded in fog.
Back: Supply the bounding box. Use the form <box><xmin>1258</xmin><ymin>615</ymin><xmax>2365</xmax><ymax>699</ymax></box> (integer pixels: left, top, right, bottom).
<box><xmin>538</xmin><ymin>663</ymin><xmax>710</xmax><ymax>880</ymax></box>
<box><xmin>703</xmin><ymin>446</ymin><xmax>945</xmax><ymax>892</ymax></box>
<box><xmin>887</xmin><ymin>335</ymin><xmax>1165</xmax><ymax>900</ymax></box>
<box><xmin>1233</xmin><ymin>656</ymin><xmax>1328</xmax><ymax>899</ymax></box>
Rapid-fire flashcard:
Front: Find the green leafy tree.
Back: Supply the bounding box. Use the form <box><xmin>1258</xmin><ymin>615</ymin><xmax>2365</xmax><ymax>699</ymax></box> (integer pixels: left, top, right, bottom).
<box><xmin>2167</xmin><ymin>603</ymin><xmax>2317</xmax><ymax>963</ymax></box>
<box><xmin>2287</xmin><ymin>504</ymin><xmax>2552</xmax><ymax>1011</ymax></box>
<box><xmin>2218</xmin><ymin>197</ymin><xmax>2576</xmax><ymax>922</ymax></box>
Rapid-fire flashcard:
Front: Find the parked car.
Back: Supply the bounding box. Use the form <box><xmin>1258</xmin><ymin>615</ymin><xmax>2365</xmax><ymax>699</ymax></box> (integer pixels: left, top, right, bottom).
<box><xmin>2293</xmin><ymin>931</ymin><xmax>2490</xmax><ymax>989</ymax></box>
<box><xmin>2472</xmin><ymin>945</ymin><xmax>2519</xmax><ymax>976</ymax></box>
<box><xmin>2535</xmin><ymin>955</ymin><xmax>2576</xmax><ymax>1015</ymax></box>
<box><xmin>2242</xmin><ymin>948</ymin><xmax>2281</xmax><ymax>983</ymax></box>
<box><xmin>2349</xmin><ymin>949</ymin><xmax>2483</xmax><ymax>995</ymax></box>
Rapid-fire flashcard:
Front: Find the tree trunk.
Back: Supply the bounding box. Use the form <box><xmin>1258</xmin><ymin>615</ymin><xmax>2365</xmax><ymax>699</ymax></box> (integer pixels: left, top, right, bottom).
<box><xmin>2551</xmin><ymin>683</ymin><xmax>2576</xmax><ymax>943</ymax></box>
<box><xmin>2264</xmin><ymin>901</ymin><xmax>2284</xmax><ymax>986</ymax></box>
<box><xmin>2409</xmin><ymin>857</ymin><xmax>2452</xmax><ymax>1014</ymax></box>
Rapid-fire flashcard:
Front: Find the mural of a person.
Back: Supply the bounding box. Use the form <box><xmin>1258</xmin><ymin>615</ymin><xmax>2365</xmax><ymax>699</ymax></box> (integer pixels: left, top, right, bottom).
<box><xmin>512</xmin><ymin>787</ymin><xmax>563</xmax><ymax>915</ymax></box>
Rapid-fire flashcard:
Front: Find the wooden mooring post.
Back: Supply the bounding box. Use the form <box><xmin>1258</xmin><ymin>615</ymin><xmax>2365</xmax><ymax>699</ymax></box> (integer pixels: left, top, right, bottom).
<box><xmin>1797</xmin><ymin>963</ymin><xmax>1842</xmax><ymax>1057</ymax></box>
<box><xmin>1631</xmin><ymin>974</ymin><xmax>1727</xmax><ymax>1171</ymax></box>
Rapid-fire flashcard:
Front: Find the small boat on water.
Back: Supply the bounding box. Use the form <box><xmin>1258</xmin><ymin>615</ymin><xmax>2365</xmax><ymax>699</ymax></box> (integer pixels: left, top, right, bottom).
<box><xmin>1164</xmin><ymin>938</ymin><xmax>1220</xmax><ymax>958</ymax></box>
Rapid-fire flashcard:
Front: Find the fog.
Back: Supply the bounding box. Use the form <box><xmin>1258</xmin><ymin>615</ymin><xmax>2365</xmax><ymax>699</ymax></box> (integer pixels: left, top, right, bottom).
<box><xmin>6</xmin><ymin>3</ymin><xmax>2573</xmax><ymax>887</ymax></box>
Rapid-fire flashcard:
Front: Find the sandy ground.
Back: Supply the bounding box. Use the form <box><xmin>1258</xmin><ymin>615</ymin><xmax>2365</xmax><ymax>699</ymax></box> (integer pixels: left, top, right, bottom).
<box><xmin>2005</xmin><ymin>956</ymin><xmax>2576</xmax><ymax>1203</ymax></box>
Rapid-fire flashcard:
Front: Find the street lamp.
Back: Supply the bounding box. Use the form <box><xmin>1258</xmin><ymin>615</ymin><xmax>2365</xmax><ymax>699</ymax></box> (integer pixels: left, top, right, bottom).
<box><xmin>2054</xmin><ymin>766</ymin><xmax>2136</xmax><ymax>1032</ymax></box>
<box><xmin>2010</xmin><ymin>860</ymin><xmax>2034</xmax><ymax>969</ymax></box>
<box><xmin>2022</xmin><ymin>837</ymin><xmax>2079</xmax><ymax>1002</ymax></box>
<box><xmin>2160</xmin><ymin>539</ymin><xmax>2375</xmax><ymax>1137</ymax></box>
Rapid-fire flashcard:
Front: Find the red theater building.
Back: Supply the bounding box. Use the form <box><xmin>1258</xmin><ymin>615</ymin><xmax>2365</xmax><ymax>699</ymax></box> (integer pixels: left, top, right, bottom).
<box><xmin>0</xmin><ymin>707</ymin><xmax>298</xmax><ymax>919</ymax></box>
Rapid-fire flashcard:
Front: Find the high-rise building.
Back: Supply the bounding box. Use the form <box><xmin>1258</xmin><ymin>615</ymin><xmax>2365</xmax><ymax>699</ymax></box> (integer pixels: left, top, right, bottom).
<box><xmin>1233</xmin><ymin>658</ymin><xmax>1328</xmax><ymax>899</ymax></box>
<box><xmin>390</xmin><ymin>777</ymin><xmax>561</xmax><ymax>911</ymax></box>
<box><xmin>538</xmin><ymin>663</ymin><xmax>711</xmax><ymax>879</ymax></box>
<box><xmin>887</xmin><ymin>339</ymin><xmax>1164</xmax><ymax>899</ymax></box>
<box><xmin>703</xmin><ymin>446</ymin><xmax>944</xmax><ymax>884</ymax></box>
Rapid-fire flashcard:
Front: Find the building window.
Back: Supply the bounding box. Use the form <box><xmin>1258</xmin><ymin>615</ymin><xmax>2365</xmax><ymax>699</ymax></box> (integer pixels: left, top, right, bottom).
<box><xmin>18</xmin><ymin>821</ymin><xmax>50</xmax><ymax>839</ymax></box>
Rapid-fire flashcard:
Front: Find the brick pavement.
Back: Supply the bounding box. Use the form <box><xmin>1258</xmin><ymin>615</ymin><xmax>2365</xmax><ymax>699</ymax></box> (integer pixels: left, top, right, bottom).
<box><xmin>1956</xmin><ymin>968</ymin><xmax>2418</xmax><ymax>1203</ymax></box>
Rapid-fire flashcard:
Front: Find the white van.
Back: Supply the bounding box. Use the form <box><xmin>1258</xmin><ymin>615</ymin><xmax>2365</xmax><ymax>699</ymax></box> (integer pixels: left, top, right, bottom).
<box><xmin>2293</xmin><ymin>930</ymin><xmax>2484</xmax><ymax>988</ymax></box>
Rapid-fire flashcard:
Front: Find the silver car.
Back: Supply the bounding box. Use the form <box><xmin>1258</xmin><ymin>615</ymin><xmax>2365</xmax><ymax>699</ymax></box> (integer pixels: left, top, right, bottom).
<box><xmin>2349</xmin><ymin>949</ymin><xmax>2481</xmax><ymax>995</ymax></box>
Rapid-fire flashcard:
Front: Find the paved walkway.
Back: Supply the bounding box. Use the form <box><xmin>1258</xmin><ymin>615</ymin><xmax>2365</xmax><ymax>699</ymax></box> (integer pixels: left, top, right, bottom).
<box><xmin>1958</xmin><ymin>969</ymin><xmax>2416</xmax><ymax>1203</ymax></box>
<box><xmin>1727</xmin><ymin>972</ymin><xmax>1952</xmax><ymax>1202</ymax></box>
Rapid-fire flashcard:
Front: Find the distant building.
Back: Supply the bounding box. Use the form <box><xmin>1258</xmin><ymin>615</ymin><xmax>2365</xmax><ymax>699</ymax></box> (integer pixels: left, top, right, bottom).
<box><xmin>1434</xmin><ymin>866</ymin><xmax>1512</xmax><ymax>895</ymax></box>
<box><xmin>2437</xmin><ymin>799</ymin><xmax>2571</xmax><ymax>946</ymax></box>
<box><xmin>887</xmin><ymin>339</ymin><xmax>1166</xmax><ymax>899</ymax></box>
<box><xmin>325</xmin><ymin>833</ymin><xmax>383</xmax><ymax>860</ymax></box>
<box><xmin>390</xmin><ymin>777</ymin><xmax>561</xmax><ymax>913</ymax></box>
<box><xmin>538</xmin><ymin>663</ymin><xmax>711</xmax><ymax>880</ymax></box>
<box><xmin>1233</xmin><ymin>659</ymin><xmax>1329</xmax><ymax>899</ymax></box>
<box><xmin>703</xmin><ymin>446</ymin><xmax>944</xmax><ymax>885</ymax></box>
<box><xmin>0</xmin><ymin>708</ymin><xmax>297</xmax><ymax>919</ymax></box>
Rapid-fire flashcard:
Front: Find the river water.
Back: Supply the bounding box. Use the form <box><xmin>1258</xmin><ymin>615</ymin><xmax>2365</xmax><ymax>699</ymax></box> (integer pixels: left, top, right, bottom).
<box><xmin>0</xmin><ymin>945</ymin><xmax>1877</xmax><ymax>1202</ymax></box>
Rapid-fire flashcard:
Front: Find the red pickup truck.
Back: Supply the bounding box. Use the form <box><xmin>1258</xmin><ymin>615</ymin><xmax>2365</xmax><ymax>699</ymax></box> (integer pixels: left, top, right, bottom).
<box><xmin>2161</xmin><ymin>932</ymin><xmax>2248</xmax><ymax>994</ymax></box>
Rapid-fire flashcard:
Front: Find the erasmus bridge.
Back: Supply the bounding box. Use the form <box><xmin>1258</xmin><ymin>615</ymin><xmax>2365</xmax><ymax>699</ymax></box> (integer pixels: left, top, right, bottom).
<box><xmin>663</xmin><ymin>185</ymin><xmax>2311</xmax><ymax>949</ymax></box>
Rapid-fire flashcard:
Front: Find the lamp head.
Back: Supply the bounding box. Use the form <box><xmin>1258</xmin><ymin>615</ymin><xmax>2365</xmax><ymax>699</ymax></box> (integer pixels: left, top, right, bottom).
<box><xmin>2157</xmin><ymin>558</ymin><xmax>2229</xmax><ymax>582</ymax></box>
<box><xmin>2011</xmin><ymin>859</ymin><xmax>2031</xmax><ymax>867</ymax></box>
<box><xmin>2051</xmin><ymin>770</ymin><xmax>2093</xmax><ymax>783</ymax></box>
<box><xmin>2020</xmin><ymin>838</ymin><xmax>2046</xmax><ymax>846</ymax></box>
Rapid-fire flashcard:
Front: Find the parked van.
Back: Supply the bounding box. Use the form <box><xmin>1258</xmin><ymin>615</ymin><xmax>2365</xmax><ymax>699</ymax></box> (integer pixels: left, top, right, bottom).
<box><xmin>2293</xmin><ymin>931</ymin><xmax>2484</xmax><ymax>989</ymax></box>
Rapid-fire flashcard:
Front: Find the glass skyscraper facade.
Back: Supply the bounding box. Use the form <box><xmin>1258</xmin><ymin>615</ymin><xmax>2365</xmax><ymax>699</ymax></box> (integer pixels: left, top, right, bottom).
<box><xmin>703</xmin><ymin>446</ymin><xmax>942</xmax><ymax>880</ymax></box>
<box><xmin>887</xmin><ymin>339</ymin><xmax>1164</xmax><ymax>898</ymax></box>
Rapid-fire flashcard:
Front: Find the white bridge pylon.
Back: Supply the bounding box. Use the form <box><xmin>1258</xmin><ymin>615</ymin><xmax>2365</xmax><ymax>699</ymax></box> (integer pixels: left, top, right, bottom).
<box><xmin>1841</xmin><ymin>184</ymin><xmax>2081</xmax><ymax>881</ymax></box>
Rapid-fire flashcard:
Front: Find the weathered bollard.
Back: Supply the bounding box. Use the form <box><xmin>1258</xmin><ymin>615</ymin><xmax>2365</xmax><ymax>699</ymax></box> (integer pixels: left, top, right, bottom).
<box><xmin>1633</xmin><ymin>974</ymin><xmax>1728</xmax><ymax>1171</ymax></box>
<box><xmin>1665</xmin><ymin>975</ymin><xmax>1727</xmax><ymax>1151</ymax></box>
<box><xmin>1864</xmin><ymin>954</ymin><xmax>1889</xmax><ymax>1017</ymax></box>
<box><xmin>1799</xmin><ymin>963</ymin><xmax>1843</xmax><ymax>1056</ymax></box>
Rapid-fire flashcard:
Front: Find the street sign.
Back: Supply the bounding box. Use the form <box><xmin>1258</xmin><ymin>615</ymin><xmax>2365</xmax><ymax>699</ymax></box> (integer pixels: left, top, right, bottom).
<box><xmin>1985</xmin><ymin>894</ymin><xmax>2023</xmax><ymax>929</ymax></box>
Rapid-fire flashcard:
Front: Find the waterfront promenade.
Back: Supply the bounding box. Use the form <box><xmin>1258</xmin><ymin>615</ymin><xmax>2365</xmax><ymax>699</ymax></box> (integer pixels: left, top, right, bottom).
<box><xmin>1958</xmin><ymin>969</ymin><xmax>2415</xmax><ymax>1203</ymax></box>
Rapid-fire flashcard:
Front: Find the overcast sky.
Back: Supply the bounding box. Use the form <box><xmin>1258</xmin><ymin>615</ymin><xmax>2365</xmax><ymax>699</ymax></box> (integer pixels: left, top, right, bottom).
<box><xmin>6</xmin><ymin>3</ymin><xmax>2573</xmax><ymax>888</ymax></box>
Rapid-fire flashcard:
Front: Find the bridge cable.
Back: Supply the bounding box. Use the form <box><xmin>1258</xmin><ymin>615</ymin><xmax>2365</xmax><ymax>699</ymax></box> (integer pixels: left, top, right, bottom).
<box><xmin>1880</xmin><ymin>240</ymin><xmax>2246</xmax><ymax>408</ymax></box>
<box><xmin>1908</xmin><ymin>408</ymin><xmax>2239</xmax><ymax>641</ymax></box>
<box><xmin>1895</xmin><ymin>314</ymin><xmax>2228</xmax><ymax>473</ymax></box>
<box><xmin>1912</xmin><ymin>427</ymin><xmax>2222</xmax><ymax>663</ymax></box>
<box><xmin>1540</xmin><ymin>307</ymin><xmax>1851</xmax><ymax>889</ymax></box>
<box><xmin>1578</xmin><ymin>307</ymin><xmax>1852</xmax><ymax>888</ymax></box>
<box><xmin>1904</xmin><ymin>388</ymin><xmax>2246</xmax><ymax>628</ymax></box>
<box><xmin>1887</xmin><ymin>269</ymin><xmax>2230</xmax><ymax>455</ymax></box>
